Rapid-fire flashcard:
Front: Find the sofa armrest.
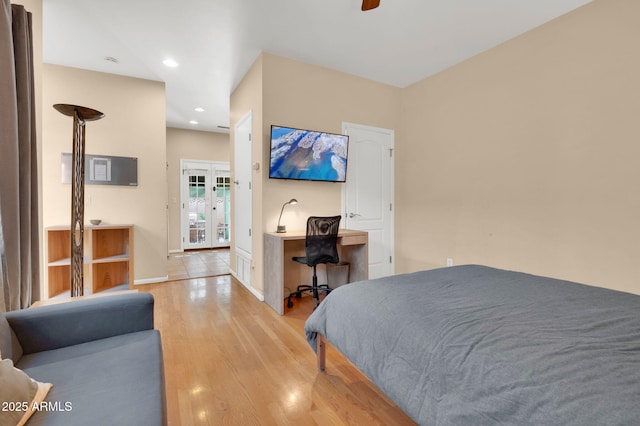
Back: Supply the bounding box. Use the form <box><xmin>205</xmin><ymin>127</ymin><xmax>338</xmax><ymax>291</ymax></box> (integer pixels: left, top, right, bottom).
<box><xmin>5</xmin><ymin>292</ymin><xmax>154</xmax><ymax>355</ymax></box>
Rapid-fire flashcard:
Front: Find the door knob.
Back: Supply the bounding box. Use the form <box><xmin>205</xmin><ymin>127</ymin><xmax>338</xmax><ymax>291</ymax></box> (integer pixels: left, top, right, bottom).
<box><xmin>348</xmin><ymin>213</ymin><xmax>361</xmax><ymax>218</ymax></box>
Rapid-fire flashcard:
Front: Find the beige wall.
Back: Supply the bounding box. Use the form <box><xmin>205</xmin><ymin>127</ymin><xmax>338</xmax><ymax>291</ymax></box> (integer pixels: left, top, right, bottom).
<box><xmin>230</xmin><ymin>52</ymin><xmax>400</xmax><ymax>295</ymax></box>
<box><xmin>166</xmin><ymin>127</ymin><xmax>229</xmax><ymax>251</ymax></box>
<box><xmin>42</xmin><ymin>64</ymin><xmax>168</xmax><ymax>284</ymax></box>
<box><xmin>262</xmin><ymin>53</ymin><xmax>401</xmax><ymax>232</ymax></box>
<box><xmin>398</xmin><ymin>0</ymin><xmax>640</xmax><ymax>294</ymax></box>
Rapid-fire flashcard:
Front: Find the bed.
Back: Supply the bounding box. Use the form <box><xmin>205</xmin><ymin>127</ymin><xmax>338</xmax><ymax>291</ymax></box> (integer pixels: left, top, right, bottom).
<box><xmin>304</xmin><ymin>265</ymin><xmax>640</xmax><ymax>425</ymax></box>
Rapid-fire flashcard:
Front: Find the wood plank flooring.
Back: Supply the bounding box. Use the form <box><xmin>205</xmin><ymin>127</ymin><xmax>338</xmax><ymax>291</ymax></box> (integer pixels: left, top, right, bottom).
<box><xmin>138</xmin><ymin>275</ymin><xmax>416</xmax><ymax>425</ymax></box>
<box><xmin>167</xmin><ymin>249</ymin><xmax>231</xmax><ymax>281</ymax></box>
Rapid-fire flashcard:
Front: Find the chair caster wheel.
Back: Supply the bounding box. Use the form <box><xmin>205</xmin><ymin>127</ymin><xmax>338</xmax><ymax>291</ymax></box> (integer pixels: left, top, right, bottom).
<box><xmin>296</xmin><ymin>293</ymin><xmax>302</xmax><ymax>299</ymax></box>
<box><xmin>287</xmin><ymin>299</ymin><xmax>293</xmax><ymax>308</ymax></box>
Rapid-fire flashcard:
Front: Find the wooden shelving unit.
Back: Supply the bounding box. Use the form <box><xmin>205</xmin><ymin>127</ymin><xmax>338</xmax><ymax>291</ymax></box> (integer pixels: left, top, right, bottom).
<box><xmin>46</xmin><ymin>225</ymin><xmax>134</xmax><ymax>298</ymax></box>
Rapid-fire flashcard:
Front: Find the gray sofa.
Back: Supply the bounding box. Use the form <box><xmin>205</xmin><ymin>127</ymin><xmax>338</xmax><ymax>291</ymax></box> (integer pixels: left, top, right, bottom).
<box><xmin>0</xmin><ymin>292</ymin><xmax>167</xmax><ymax>425</ymax></box>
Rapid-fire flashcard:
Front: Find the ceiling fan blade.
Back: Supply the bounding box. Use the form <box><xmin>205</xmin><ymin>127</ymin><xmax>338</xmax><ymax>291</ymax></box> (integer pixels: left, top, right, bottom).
<box><xmin>362</xmin><ymin>0</ymin><xmax>380</xmax><ymax>11</ymax></box>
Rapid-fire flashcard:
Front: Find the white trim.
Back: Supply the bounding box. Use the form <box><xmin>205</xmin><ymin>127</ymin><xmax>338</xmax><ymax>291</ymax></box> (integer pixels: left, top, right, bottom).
<box><xmin>235</xmin><ymin>247</ymin><xmax>251</xmax><ymax>259</ymax></box>
<box><xmin>134</xmin><ymin>276</ymin><xmax>168</xmax><ymax>285</ymax></box>
<box><xmin>168</xmin><ymin>249</ymin><xmax>182</xmax><ymax>254</ymax></box>
<box><xmin>230</xmin><ymin>269</ymin><xmax>264</xmax><ymax>301</ymax></box>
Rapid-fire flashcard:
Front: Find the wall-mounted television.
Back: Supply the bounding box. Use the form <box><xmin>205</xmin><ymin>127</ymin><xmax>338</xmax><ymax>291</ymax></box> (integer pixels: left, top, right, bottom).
<box><xmin>269</xmin><ymin>125</ymin><xmax>349</xmax><ymax>183</ymax></box>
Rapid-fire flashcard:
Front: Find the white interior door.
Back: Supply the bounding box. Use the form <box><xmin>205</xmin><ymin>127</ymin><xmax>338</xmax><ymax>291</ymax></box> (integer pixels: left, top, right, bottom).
<box><xmin>343</xmin><ymin>123</ymin><xmax>394</xmax><ymax>279</ymax></box>
<box><xmin>234</xmin><ymin>111</ymin><xmax>252</xmax><ymax>260</ymax></box>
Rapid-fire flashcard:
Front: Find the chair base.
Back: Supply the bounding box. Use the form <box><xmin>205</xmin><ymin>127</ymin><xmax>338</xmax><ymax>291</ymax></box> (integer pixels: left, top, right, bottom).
<box><xmin>287</xmin><ymin>284</ymin><xmax>332</xmax><ymax>309</ymax></box>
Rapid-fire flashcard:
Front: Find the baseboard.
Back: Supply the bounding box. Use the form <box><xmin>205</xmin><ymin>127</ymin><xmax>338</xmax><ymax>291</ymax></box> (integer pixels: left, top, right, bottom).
<box><xmin>229</xmin><ymin>269</ymin><xmax>264</xmax><ymax>301</ymax></box>
<box><xmin>134</xmin><ymin>276</ymin><xmax>168</xmax><ymax>285</ymax></box>
<box><xmin>168</xmin><ymin>249</ymin><xmax>182</xmax><ymax>254</ymax></box>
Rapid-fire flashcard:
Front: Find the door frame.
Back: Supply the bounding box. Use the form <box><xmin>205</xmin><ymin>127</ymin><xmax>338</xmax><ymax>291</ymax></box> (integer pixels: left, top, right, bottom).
<box><xmin>180</xmin><ymin>159</ymin><xmax>230</xmax><ymax>251</ymax></box>
<box><xmin>341</xmin><ymin>122</ymin><xmax>395</xmax><ymax>277</ymax></box>
<box><xmin>233</xmin><ymin>110</ymin><xmax>252</xmax><ymax>259</ymax></box>
<box><xmin>232</xmin><ymin>110</ymin><xmax>254</xmax><ymax>294</ymax></box>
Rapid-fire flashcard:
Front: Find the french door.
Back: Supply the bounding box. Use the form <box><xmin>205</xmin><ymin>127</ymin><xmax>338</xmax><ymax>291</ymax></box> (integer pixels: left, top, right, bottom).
<box><xmin>181</xmin><ymin>160</ymin><xmax>230</xmax><ymax>250</ymax></box>
<box><xmin>213</xmin><ymin>170</ymin><xmax>231</xmax><ymax>245</ymax></box>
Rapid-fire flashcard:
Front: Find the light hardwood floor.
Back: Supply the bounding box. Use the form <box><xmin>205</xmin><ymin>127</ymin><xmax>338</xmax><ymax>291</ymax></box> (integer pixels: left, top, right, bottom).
<box><xmin>167</xmin><ymin>249</ymin><xmax>231</xmax><ymax>281</ymax></box>
<box><xmin>138</xmin><ymin>275</ymin><xmax>416</xmax><ymax>425</ymax></box>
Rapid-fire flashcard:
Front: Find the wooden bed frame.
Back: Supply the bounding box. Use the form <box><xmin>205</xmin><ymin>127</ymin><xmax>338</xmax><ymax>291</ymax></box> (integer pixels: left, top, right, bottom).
<box><xmin>316</xmin><ymin>334</ymin><xmax>326</xmax><ymax>371</ymax></box>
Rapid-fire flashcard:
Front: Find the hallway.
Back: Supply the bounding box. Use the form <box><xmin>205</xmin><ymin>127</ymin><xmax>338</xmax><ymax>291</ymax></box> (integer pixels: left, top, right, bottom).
<box><xmin>167</xmin><ymin>248</ymin><xmax>230</xmax><ymax>281</ymax></box>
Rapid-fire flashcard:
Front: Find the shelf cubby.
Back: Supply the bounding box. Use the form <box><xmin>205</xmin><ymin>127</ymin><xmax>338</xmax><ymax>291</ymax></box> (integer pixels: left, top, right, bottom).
<box><xmin>46</xmin><ymin>225</ymin><xmax>134</xmax><ymax>299</ymax></box>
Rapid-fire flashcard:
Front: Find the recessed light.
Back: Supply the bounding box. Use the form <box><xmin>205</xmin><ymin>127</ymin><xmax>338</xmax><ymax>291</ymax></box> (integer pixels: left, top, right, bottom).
<box><xmin>162</xmin><ymin>58</ymin><xmax>179</xmax><ymax>68</ymax></box>
<box><xmin>189</xmin><ymin>120</ymin><xmax>199</xmax><ymax>125</ymax></box>
<box><xmin>194</xmin><ymin>107</ymin><xmax>205</xmax><ymax>112</ymax></box>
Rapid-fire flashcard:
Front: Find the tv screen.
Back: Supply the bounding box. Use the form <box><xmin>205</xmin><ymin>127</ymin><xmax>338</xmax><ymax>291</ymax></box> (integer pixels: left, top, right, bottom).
<box><xmin>269</xmin><ymin>125</ymin><xmax>349</xmax><ymax>183</ymax></box>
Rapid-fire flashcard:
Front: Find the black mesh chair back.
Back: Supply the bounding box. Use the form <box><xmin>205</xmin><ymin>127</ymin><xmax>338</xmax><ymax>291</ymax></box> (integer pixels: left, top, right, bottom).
<box><xmin>303</xmin><ymin>216</ymin><xmax>341</xmax><ymax>266</ymax></box>
<box><xmin>287</xmin><ymin>215</ymin><xmax>342</xmax><ymax>310</ymax></box>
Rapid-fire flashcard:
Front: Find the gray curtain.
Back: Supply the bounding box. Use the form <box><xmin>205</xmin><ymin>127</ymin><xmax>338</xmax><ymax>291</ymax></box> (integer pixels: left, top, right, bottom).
<box><xmin>0</xmin><ymin>0</ymin><xmax>39</xmax><ymax>312</ymax></box>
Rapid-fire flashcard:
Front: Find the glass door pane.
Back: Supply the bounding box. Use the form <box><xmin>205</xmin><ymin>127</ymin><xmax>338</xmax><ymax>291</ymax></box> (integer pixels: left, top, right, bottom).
<box><xmin>186</xmin><ymin>172</ymin><xmax>211</xmax><ymax>248</ymax></box>
<box><xmin>213</xmin><ymin>173</ymin><xmax>231</xmax><ymax>247</ymax></box>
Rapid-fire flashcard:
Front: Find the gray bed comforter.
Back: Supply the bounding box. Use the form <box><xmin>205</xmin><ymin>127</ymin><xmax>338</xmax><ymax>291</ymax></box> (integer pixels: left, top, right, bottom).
<box><xmin>304</xmin><ymin>265</ymin><xmax>640</xmax><ymax>425</ymax></box>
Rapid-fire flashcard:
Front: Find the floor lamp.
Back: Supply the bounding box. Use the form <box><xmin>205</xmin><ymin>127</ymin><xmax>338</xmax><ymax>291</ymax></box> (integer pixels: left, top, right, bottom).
<box><xmin>54</xmin><ymin>104</ymin><xmax>104</xmax><ymax>297</ymax></box>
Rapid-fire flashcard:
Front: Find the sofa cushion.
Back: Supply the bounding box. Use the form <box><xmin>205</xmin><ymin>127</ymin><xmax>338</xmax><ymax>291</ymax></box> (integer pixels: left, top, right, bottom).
<box><xmin>0</xmin><ymin>357</ymin><xmax>52</xmax><ymax>426</ymax></box>
<box><xmin>7</xmin><ymin>293</ymin><xmax>154</xmax><ymax>355</ymax></box>
<box><xmin>16</xmin><ymin>330</ymin><xmax>166</xmax><ymax>426</ymax></box>
<box><xmin>0</xmin><ymin>312</ymin><xmax>23</xmax><ymax>362</ymax></box>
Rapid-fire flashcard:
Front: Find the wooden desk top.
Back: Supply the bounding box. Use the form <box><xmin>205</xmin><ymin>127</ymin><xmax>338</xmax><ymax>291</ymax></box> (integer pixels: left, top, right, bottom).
<box><xmin>265</xmin><ymin>228</ymin><xmax>367</xmax><ymax>240</ymax></box>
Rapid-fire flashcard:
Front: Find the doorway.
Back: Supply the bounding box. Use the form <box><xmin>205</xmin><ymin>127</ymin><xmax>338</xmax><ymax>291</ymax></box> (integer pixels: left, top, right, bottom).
<box><xmin>181</xmin><ymin>160</ymin><xmax>230</xmax><ymax>250</ymax></box>
<box><xmin>233</xmin><ymin>111</ymin><xmax>253</xmax><ymax>289</ymax></box>
<box><xmin>342</xmin><ymin>122</ymin><xmax>395</xmax><ymax>279</ymax></box>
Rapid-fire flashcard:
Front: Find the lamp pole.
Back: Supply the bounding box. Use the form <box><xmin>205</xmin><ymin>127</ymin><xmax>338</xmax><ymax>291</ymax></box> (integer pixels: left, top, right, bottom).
<box><xmin>54</xmin><ymin>104</ymin><xmax>104</xmax><ymax>297</ymax></box>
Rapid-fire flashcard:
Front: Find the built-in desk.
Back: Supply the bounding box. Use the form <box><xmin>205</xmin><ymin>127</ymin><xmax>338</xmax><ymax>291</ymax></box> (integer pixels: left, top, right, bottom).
<box><xmin>264</xmin><ymin>229</ymin><xmax>368</xmax><ymax>315</ymax></box>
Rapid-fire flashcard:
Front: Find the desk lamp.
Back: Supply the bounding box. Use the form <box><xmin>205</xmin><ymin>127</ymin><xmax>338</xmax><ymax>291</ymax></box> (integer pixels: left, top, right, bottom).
<box><xmin>277</xmin><ymin>199</ymin><xmax>298</xmax><ymax>233</ymax></box>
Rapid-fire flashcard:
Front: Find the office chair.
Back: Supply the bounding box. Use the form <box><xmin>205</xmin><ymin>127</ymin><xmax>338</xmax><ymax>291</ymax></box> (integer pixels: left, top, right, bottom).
<box><xmin>287</xmin><ymin>215</ymin><xmax>341</xmax><ymax>309</ymax></box>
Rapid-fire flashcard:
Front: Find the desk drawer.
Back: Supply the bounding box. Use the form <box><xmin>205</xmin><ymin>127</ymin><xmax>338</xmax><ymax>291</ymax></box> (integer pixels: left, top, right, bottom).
<box><xmin>339</xmin><ymin>235</ymin><xmax>367</xmax><ymax>246</ymax></box>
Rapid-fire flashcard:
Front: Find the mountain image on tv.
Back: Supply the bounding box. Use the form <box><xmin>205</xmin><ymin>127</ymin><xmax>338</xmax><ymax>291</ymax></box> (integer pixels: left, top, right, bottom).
<box><xmin>269</xmin><ymin>126</ymin><xmax>349</xmax><ymax>182</ymax></box>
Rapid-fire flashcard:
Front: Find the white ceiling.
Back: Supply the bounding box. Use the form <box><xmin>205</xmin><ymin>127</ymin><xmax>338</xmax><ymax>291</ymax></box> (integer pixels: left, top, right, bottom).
<box><xmin>42</xmin><ymin>0</ymin><xmax>591</xmax><ymax>133</ymax></box>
